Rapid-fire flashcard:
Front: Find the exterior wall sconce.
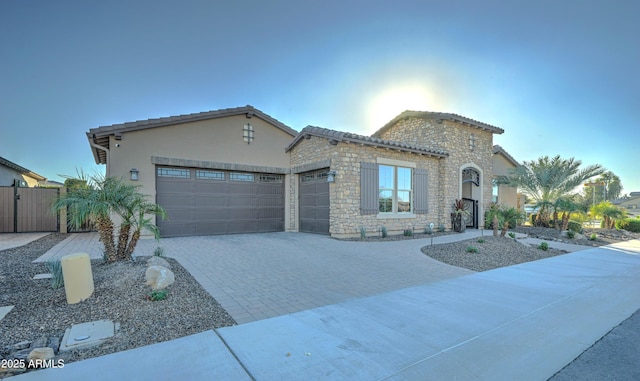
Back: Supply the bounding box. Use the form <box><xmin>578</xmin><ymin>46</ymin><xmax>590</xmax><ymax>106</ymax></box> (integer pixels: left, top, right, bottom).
<box><xmin>327</xmin><ymin>171</ymin><xmax>336</xmax><ymax>183</ymax></box>
<box><xmin>243</xmin><ymin>123</ymin><xmax>254</xmax><ymax>144</ymax></box>
<box><xmin>130</xmin><ymin>168</ymin><xmax>139</xmax><ymax>181</ymax></box>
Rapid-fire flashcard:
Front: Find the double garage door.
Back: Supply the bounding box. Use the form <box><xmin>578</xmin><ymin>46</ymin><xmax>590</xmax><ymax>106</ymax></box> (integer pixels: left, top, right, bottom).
<box><xmin>156</xmin><ymin>166</ymin><xmax>284</xmax><ymax>237</ymax></box>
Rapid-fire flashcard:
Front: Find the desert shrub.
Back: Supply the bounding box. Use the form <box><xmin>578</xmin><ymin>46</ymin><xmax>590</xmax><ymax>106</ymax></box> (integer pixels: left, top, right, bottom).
<box><xmin>508</xmin><ymin>232</ymin><xmax>516</xmax><ymax>239</ymax></box>
<box><xmin>44</xmin><ymin>259</ymin><xmax>64</xmax><ymax>289</ymax></box>
<box><xmin>360</xmin><ymin>226</ymin><xmax>366</xmax><ymax>239</ymax></box>
<box><xmin>424</xmin><ymin>225</ymin><xmax>433</xmax><ymax>234</ymax></box>
<box><xmin>567</xmin><ymin>220</ymin><xmax>582</xmax><ymax>233</ymax></box>
<box><xmin>403</xmin><ymin>229</ymin><xmax>413</xmax><ymax>237</ymax></box>
<box><xmin>466</xmin><ymin>246</ymin><xmax>478</xmax><ymax>253</ymax></box>
<box><xmin>438</xmin><ymin>224</ymin><xmax>445</xmax><ymax>233</ymax></box>
<box><xmin>538</xmin><ymin>242</ymin><xmax>549</xmax><ymax>251</ymax></box>
<box><xmin>589</xmin><ymin>233</ymin><xmax>597</xmax><ymax>241</ymax></box>
<box><xmin>566</xmin><ymin>230</ymin><xmax>575</xmax><ymax>239</ymax></box>
<box><xmin>615</xmin><ymin>218</ymin><xmax>640</xmax><ymax>233</ymax></box>
<box><xmin>380</xmin><ymin>226</ymin><xmax>388</xmax><ymax>238</ymax></box>
<box><xmin>477</xmin><ymin>238</ymin><xmax>485</xmax><ymax>243</ymax></box>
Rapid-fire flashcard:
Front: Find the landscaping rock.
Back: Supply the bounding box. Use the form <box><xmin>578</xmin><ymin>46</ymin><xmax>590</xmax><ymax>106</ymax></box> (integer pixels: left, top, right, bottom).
<box><xmin>14</xmin><ymin>340</ymin><xmax>31</xmax><ymax>351</ymax></box>
<box><xmin>47</xmin><ymin>337</ymin><xmax>60</xmax><ymax>354</ymax></box>
<box><xmin>146</xmin><ymin>256</ymin><xmax>171</xmax><ymax>269</ymax></box>
<box><xmin>145</xmin><ymin>265</ymin><xmax>175</xmax><ymax>290</ymax></box>
<box><xmin>28</xmin><ymin>347</ymin><xmax>54</xmax><ymax>363</ymax></box>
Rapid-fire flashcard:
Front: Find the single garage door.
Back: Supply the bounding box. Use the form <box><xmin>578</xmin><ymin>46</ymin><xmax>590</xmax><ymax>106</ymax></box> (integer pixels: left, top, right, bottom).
<box><xmin>156</xmin><ymin>166</ymin><xmax>284</xmax><ymax>237</ymax></box>
<box><xmin>298</xmin><ymin>168</ymin><xmax>330</xmax><ymax>234</ymax></box>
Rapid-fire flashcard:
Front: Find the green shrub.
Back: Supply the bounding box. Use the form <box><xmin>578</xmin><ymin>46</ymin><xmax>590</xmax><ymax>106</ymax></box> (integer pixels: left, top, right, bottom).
<box><xmin>360</xmin><ymin>226</ymin><xmax>366</xmax><ymax>239</ymax></box>
<box><xmin>154</xmin><ymin>247</ymin><xmax>164</xmax><ymax>257</ymax></box>
<box><xmin>566</xmin><ymin>230</ymin><xmax>575</xmax><ymax>239</ymax></box>
<box><xmin>44</xmin><ymin>259</ymin><xmax>64</xmax><ymax>289</ymax></box>
<box><xmin>438</xmin><ymin>224</ymin><xmax>445</xmax><ymax>233</ymax></box>
<box><xmin>424</xmin><ymin>225</ymin><xmax>433</xmax><ymax>235</ymax></box>
<box><xmin>380</xmin><ymin>226</ymin><xmax>388</xmax><ymax>238</ymax></box>
<box><xmin>615</xmin><ymin>218</ymin><xmax>640</xmax><ymax>233</ymax></box>
<box><xmin>508</xmin><ymin>232</ymin><xmax>516</xmax><ymax>239</ymax></box>
<box><xmin>466</xmin><ymin>246</ymin><xmax>478</xmax><ymax>253</ymax></box>
<box><xmin>403</xmin><ymin>229</ymin><xmax>413</xmax><ymax>237</ymax></box>
<box><xmin>567</xmin><ymin>220</ymin><xmax>582</xmax><ymax>233</ymax></box>
<box><xmin>538</xmin><ymin>242</ymin><xmax>549</xmax><ymax>251</ymax></box>
<box><xmin>477</xmin><ymin>238</ymin><xmax>485</xmax><ymax>243</ymax></box>
<box><xmin>147</xmin><ymin>289</ymin><xmax>168</xmax><ymax>301</ymax></box>
<box><xmin>589</xmin><ymin>233</ymin><xmax>597</xmax><ymax>241</ymax></box>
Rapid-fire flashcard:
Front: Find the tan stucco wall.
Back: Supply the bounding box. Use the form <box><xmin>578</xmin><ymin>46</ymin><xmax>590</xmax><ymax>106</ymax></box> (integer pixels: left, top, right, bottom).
<box><xmin>492</xmin><ymin>153</ymin><xmax>518</xmax><ymax>209</ymax></box>
<box><xmin>0</xmin><ymin>166</ymin><xmax>42</xmax><ymax>187</ymax></box>
<box><xmin>377</xmin><ymin>118</ymin><xmax>495</xmax><ymax>228</ymax></box>
<box><xmin>106</xmin><ymin>114</ymin><xmax>294</xmax><ymax>230</ymax></box>
<box><xmin>290</xmin><ymin>136</ymin><xmax>442</xmax><ymax>238</ymax></box>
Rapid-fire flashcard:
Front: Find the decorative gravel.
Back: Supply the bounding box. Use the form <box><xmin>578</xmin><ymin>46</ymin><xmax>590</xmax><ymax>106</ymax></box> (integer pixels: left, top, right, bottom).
<box><xmin>0</xmin><ymin>233</ymin><xmax>235</xmax><ymax>368</ymax></box>
<box><xmin>421</xmin><ymin>235</ymin><xmax>568</xmax><ymax>272</ymax></box>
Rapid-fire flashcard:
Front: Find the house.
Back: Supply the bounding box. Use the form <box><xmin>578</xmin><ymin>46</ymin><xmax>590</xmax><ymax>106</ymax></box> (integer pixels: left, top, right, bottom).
<box><xmin>0</xmin><ymin>156</ymin><xmax>47</xmax><ymax>187</ymax></box>
<box><xmin>87</xmin><ymin>106</ymin><xmax>506</xmax><ymax>238</ymax></box>
<box><xmin>612</xmin><ymin>192</ymin><xmax>640</xmax><ymax>218</ymax></box>
<box><xmin>491</xmin><ymin>145</ymin><xmax>521</xmax><ymax>209</ymax></box>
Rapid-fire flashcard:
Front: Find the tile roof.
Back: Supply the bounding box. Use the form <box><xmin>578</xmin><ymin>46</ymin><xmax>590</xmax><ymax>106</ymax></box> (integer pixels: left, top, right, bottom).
<box><xmin>372</xmin><ymin>111</ymin><xmax>504</xmax><ymax>138</ymax></box>
<box><xmin>492</xmin><ymin>145</ymin><xmax>520</xmax><ymax>167</ymax></box>
<box><xmin>87</xmin><ymin>105</ymin><xmax>297</xmax><ymax>164</ymax></box>
<box><xmin>286</xmin><ymin>126</ymin><xmax>449</xmax><ymax>158</ymax></box>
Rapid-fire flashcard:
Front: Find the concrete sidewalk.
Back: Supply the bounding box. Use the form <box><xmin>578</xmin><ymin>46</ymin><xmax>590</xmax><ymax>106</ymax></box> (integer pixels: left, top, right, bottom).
<box><xmin>17</xmin><ymin>239</ymin><xmax>640</xmax><ymax>381</ymax></box>
<box><xmin>0</xmin><ymin>233</ymin><xmax>49</xmax><ymax>251</ymax></box>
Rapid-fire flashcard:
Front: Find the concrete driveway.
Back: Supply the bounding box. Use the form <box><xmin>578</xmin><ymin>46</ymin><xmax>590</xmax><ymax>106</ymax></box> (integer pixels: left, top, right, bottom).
<box><xmin>158</xmin><ymin>232</ymin><xmax>475</xmax><ymax>324</ymax></box>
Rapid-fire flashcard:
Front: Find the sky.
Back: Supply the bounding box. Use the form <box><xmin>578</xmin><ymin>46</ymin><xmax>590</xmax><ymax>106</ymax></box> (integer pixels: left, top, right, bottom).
<box><xmin>1</xmin><ymin>0</ymin><xmax>638</xmax><ymax>193</ymax></box>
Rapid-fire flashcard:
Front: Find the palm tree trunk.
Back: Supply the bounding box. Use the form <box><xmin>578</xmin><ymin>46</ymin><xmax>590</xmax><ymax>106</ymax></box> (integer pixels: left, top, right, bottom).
<box><xmin>501</xmin><ymin>221</ymin><xmax>509</xmax><ymax>237</ymax></box>
<box><xmin>96</xmin><ymin>215</ymin><xmax>117</xmax><ymax>262</ymax></box>
<box><xmin>116</xmin><ymin>224</ymin><xmax>131</xmax><ymax>261</ymax></box>
<box><xmin>562</xmin><ymin>212</ymin><xmax>570</xmax><ymax>231</ymax></box>
<box><xmin>124</xmin><ymin>230</ymin><xmax>141</xmax><ymax>259</ymax></box>
<box><xmin>493</xmin><ymin>215</ymin><xmax>499</xmax><ymax>237</ymax></box>
<box><xmin>553</xmin><ymin>211</ymin><xmax>559</xmax><ymax>231</ymax></box>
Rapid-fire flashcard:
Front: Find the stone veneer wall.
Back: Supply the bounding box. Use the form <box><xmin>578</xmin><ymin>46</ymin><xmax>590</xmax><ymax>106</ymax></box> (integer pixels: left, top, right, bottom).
<box><xmin>290</xmin><ymin>135</ymin><xmax>443</xmax><ymax>238</ymax></box>
<box><xmin>377</xmin><ymin>117</ymin><xmax>495</xmax><ymax>228</ymax></box>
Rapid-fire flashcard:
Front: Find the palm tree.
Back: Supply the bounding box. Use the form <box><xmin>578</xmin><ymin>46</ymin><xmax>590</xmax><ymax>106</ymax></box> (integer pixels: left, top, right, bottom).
<box><xmin>591</xmin><ymin>201</ymin><xmax>626</xmax><ymax>229</ymax></box>
<box><xmin>554</xmin><ymin>197</ymin><xmax>581</xmax><ymax>231</ymax></box>
<box><xmin>504</xmin><ymin>155</ymin><xmax>604</xmax><ymax>227</ymax></box>
<box><xmin>53</xmin><ymin>175</ymin><xmax>166</xmax><ymax>262</ymax></box>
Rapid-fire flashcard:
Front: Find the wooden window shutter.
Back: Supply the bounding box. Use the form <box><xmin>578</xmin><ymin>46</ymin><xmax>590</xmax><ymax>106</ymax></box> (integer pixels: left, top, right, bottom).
<box><xmin>360</xmin><ymin>162</ymin><xmax>378</xmax><ymax>215</ymax></box>
<box><xmin>414</xmin><ymin>168</ymin><xmax>429</xmax><ymax>214</ymax></box>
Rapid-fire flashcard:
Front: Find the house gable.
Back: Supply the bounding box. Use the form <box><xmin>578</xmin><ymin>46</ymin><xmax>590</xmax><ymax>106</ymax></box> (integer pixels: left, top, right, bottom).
<box><xmin>0</xmin><ymin>156</ymin><xmax>46</xmax><ymax>187</ymax></box>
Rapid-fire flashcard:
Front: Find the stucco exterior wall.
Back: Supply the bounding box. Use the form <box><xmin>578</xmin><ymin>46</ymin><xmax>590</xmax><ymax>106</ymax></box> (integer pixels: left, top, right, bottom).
<box><xmin>0</xmin><ymin>166</ymin><xmax>41</xmax><ymax>187</ymax></box>
<box><xmin>290</xmin><ymin>136</ymin><xmax>442</xmax><ymax>238</ymax></box>
<box><xmin>106</xmin><ymin>114</ymin><xmax>294</xmax><ymax>227</ymax></box>
<box><xmin>492</xmin><ymin>153</ymin><xmax>518</xmax><ymax>208</ymax></box>
<box><xmin>377</xmin><ymin>118</ymin><xmax>494</xmax><ymax>228</ymax></box>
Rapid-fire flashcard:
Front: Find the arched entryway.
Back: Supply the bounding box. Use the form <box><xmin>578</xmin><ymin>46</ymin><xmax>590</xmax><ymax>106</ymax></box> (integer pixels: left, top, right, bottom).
<box><xmin>461</xmin><ymin>166</ymin><xmax>481</xmax><ymax>228</ymax></box>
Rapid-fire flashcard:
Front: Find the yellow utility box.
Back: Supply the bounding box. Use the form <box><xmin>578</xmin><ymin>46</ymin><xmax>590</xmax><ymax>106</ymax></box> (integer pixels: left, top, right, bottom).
<box><xmin>61</xmin><ymin>253</ymin><xmax>94</xmax><ymax>304</ymax></box>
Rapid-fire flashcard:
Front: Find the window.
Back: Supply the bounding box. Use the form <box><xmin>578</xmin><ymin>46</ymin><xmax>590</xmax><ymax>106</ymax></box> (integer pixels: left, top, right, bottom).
<box><xmin>157</xmin><ymin>167</ymin><xmax>190</xmax><ymax>178</ymax></box>
<box><xmin>259</xmin><ymin>174</ymin><xmax>283</xmax><ymax>183</ymax></box>
<box><xmin>230</xmin><ymin>172</ymin><xmax>254</xmax><ymax>182</ymax></box>
<box><xmin>243</xmin><ymin>123</ymin><xmax>254</xmax><ymax>144</ymax></box>
<box><xmin>196</xmin><ymin>170</ymin><xmax>224</xmax><ymax>180</ymax></box>
<box><xmin>492</xmin><ymin>178</ymin><xmax>499</xmax><ymax>203</ymax></box>
<box><xmin>379</xmin><ymin>165</ymin><xmax>412</xmax><ymax>213</ymax></box>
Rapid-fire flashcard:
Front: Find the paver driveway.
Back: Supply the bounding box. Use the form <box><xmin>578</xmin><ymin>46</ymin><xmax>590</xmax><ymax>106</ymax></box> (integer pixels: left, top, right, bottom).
<box><xmin>156</xmin><ymin>232</ymin><xmax>475</xmax><ymax>324</ymax></box>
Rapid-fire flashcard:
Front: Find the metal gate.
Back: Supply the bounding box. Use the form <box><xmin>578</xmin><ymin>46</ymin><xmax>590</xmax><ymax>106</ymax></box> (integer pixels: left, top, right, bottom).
<box><xmin>0</xmin><ymin>186</ymin><xmax>59</xmax><ymax>233</ymax></box>
<box><xmin>462</xmin><ymin>197</ymin><xmax>478</xmax><ymax>229</ymax></box>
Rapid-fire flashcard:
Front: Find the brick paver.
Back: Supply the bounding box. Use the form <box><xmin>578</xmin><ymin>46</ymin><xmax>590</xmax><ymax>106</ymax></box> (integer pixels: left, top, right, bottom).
<box><xmin>37</xmin><ymin>231</ymin><xmax>489</xmax><ymax>324</ymax></box>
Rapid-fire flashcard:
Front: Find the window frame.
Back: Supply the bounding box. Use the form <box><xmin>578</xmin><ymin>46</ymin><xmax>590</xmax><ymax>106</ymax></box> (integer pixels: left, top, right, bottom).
<box><xmin>378</xmin><ymin>164</ymin><xmax>413</xmax><ymax>215</ymax></box>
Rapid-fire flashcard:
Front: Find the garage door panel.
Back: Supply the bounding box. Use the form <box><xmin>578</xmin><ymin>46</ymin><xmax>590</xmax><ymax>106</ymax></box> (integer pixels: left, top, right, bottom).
<box><xmin>298</xmin><ymin>169</ymin><xmax>330</xmax><ymax>234</ymax></box>
<box><xmin>157</xmin><ymin>166</ymin><xmax>284</xmax><ymax>237</ymax></box>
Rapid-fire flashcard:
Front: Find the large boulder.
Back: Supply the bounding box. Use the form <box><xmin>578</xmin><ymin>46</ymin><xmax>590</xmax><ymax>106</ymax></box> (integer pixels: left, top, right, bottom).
<box><xmin>146</xmin><ymin>256</ymin><xmax>171</xmax><ymax>269</ymax></box>
<box><xmin>145</xmin><ymin>266</ymin><xmax>175</xmax><ymax>290</ymax></box>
